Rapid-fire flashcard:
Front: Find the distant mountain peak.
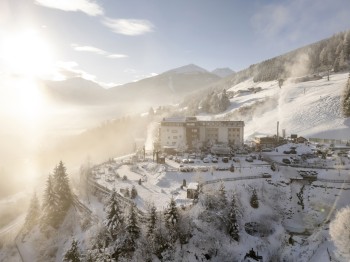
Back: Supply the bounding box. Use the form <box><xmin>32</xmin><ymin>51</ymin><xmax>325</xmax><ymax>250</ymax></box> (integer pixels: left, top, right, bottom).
<box><xmin>212</xmin><ymin>68</ymin><xmax>235</xmax><ymax>78</ymax></box>
<box><xmin>165</xmin><ymin>64</ymin><xmax>209</xmax><ymax>74</ymax></box>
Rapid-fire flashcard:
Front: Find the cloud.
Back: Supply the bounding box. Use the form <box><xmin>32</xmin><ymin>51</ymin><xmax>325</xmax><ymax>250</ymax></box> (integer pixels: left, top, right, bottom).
<box><xmin>35</xmin><ymin>0</ymin><xmax>103</xmax><ymax>16</ymax></box>
<box><xmin>251</xmin><ymin>0</ymin><xmax>350</xmax><ymax>43</ymax></box>
<box><xmin>107</xmin><ymin>54</ymin><xmax>128</xmax><ymax>59</ymax></box>
<box><xmin>71</xmin><ymin>44</ymin><xmax>128</xmax><ymax>58</ymax></box>
<box><xmin>53</xmin><ymin>61</ymin><xmax>96</xmax><ymax>81</ymax></box>
<box><xmin>251</xmin><ymin>4</ymin><xmax>291</xmax><ymax>38</ymax></box>
<box><xmin>71</xmin><ymin>44</ymin><xmax>107</xmax><ymax>55</ymax></box>
<box><xmin>53</xmin><ymin>61</ymin><xmax>120</xmax><ymax>88</ymax></box>
<box><xmin>102</xmin><ymin>18</ymin><xmax>154</xmax><ymax>36</ymax></box>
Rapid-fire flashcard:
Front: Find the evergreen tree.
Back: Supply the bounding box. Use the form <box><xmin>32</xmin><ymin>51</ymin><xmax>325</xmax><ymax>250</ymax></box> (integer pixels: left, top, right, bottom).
<box><xmin>53</xmin><ymin>161</ymin><xmax>72</xmax><ymax>213</ymax></box>
<box><xmin>105</xmin><ymin>189</ymin><xmax>124</xmax><ymax>240</ymax></box>
<box><xmin>63</xmin><ymin>239</ymin><xmax>81</xmax><ymax>262</ymax></box>
<box><xmin>218</xmin><ymin>182</ymin><xmax>227</xmax><ymax>208</ymax></box>
<box><xmin>209</xmin><ymin>92</ymin><xmax>221</xmax><ymax>113</ymax></box>
<box><xmin>41</xmin><ymin>175</ymin><xmax>60</xmax><ymax>228</ymax></box>
<box><xmin>164</xmin><ymin>197</ymin><xmax>179</xmax><ymax>230</ymax></box>
<box><xmin>218</xmin><ymin>89</ymin><xmax>231</xmax><ymax>112</ymax></box>
<box><xmin>152</xmin><ymin>217</ymin><xmax>171</xmax><ymax>259</ymax></box>
<box><xmin>125</xmin><ymin>204</ymin><xmax>140</xmax><ymax>245</ymax></box>
<box><xmin>200</xmin><ymin>93</ymin><xmax>211</xmax><ymax>113</ymax></box>
<box><xmin>250</xmin><ymin>189</ymin><xmax>259</xmax><ymax>209</ymax></box>
<box><xmin>227</xmin><ymin>194</ymin><xmax>240</xmax><ymax>241</ymax></box>
<box><xmin>146</xmin><ymin>204</ymin><xmax>157</xmax><ymax>237</ymax></box>
<box><xmin>24</xmin><ymin>192</ymin><xmax>40</xmax><ymax>232</ymax></box>
<box><xmin>342</xmin><ymin>74</ymin><xmax>350</xmax><ymax>117</ymax></box>
<box><xmin>131</xmin><ymin>185</ymin><xmax>138</xmax><ymax>199</ymax></box>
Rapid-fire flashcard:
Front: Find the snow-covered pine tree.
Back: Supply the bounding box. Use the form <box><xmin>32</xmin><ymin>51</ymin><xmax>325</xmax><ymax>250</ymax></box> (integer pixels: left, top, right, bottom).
<box><xmin>330</xmin><ymin>206</ymin><xmax>350</xmax><ymax>259</ymax></box>
<box><xmin>63</xmin><ymin>239</ymin><xmax>81</xmax><ymax>262</ymax></box>
<box><xmin>125</xmin><ymin>204</ymin><xmax>140</xmax><ymax>245</ymax></box>
<box><xmin>146</xmin><ymin>204</ymin><xmax>157</xmax><ymax>237</ymax></box>
<box><xmin>164</xmin><ymin>197</ymin><xmax>180</xmax><ymax>244</ymax></box>
<box><xmin>342</xmin><ymin>73</ymin><xmax>350</xmax><ymax>117</ymax></box>
<box><xmin>131</xmin><ymin>185</ymin><xmax>138</xmax><ymax>199</ymax></box>
<box><xmin>105</xmin><ymin>189</ymin><xmax>124</xmax><ymax>240</ymax></box>
<box><xmin>24</xmin><ymin>192</ymin><xmax>40</xmax><ymax>232</ymax></box>
<box><xmin>209</xmin><ymin>92</ymin><xmax>221</xmax><ymax>113</ymax></box>
<box><xmin>227</xmin><ymin>193</ymin><xmax>240</xmax><ymax>242</ymax></box>
<box><xmin>164</xmin><ymin>197</ymin><xmax>179</xmax><ymax>230</ymax></box>
<box><xmin>41</xmin><ymin>175</ymin><xmax>60</xmax><ymax>228</ymax></box>
<box><xmin>152</xmin><ymin>216</ymin><xmax>171</xmax><ymax>259</ymax></box>
<box><xmin>218</xmin><ymin>89</ymin><xmax>231</xmax><ymax>112</ymax></box>
<box><xmin>218</xmin><ymin>182</ymin><xmax>227</xmax><ymax>208</ymax></box>
<box><xmin>200</xmin><ymin>93</ymin><xmax>211</xmax><ymax>113</ymax></box>
<box><xmin>52</xmin><ymin>161</ymin><xmax>73</xmax><ymax>216</ymax></box>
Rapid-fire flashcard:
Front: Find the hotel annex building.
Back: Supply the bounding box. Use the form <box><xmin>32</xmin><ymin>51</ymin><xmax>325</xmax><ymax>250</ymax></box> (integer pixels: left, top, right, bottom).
<box><xmin>160</xmin><ymin>117</ymin><xmax>244</xmax><ymax>151</ymax></box>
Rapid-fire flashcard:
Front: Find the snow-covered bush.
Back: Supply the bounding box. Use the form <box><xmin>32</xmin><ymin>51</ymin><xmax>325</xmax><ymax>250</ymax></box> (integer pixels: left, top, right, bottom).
<box><xmin>330</xmin><ymin>206</ymin><xmax>350</xmax><ymax>259</ymax></box>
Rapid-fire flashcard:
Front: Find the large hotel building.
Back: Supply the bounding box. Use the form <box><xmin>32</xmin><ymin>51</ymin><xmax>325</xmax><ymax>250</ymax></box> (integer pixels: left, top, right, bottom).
<box><xmin>160</xmin><ymin>117</ymin><xmax>244</xmax><ymax>151</ymax></box>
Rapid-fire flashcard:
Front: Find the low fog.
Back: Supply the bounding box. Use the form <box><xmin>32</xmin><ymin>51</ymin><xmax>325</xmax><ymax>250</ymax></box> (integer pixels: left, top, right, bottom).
<box><xmin>0</xmin><ymin>75</ymin><xmax>152</xmax><ymax>200</ymax></box>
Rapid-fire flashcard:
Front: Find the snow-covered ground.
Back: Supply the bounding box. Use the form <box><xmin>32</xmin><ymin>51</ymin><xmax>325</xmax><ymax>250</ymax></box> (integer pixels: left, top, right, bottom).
<box><xmin>2</xmin><ymin>72</ymin><xmax>350</xmax><ymax>261</ymax></box>
<box><xmin>85</xmin><ymin>140</ymin><xmax>350</xmax><ymax>261</ymax></box>
<box><xmin>209</xmin><ymin>72</ymin><xmax>350</xmax><ymax>140</ymax></box>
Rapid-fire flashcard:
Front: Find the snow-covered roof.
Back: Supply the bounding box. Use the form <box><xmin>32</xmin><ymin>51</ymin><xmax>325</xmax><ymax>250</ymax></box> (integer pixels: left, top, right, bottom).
<box><xmin>187</xmin><ymin>182</ymin><xmax>199</xmax><ymax>190</ymax></box>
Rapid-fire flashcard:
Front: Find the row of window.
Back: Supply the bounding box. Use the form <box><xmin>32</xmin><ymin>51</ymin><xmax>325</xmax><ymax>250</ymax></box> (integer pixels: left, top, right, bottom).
<box><xmin>165</xmin><ymin>127</ymin><xmax>241</xmax><ymax>133</ymax></box>
<box><xmin>167</xmin><ymin>135</ymin><xmax>181</xmax><ymax>139</ymax></box>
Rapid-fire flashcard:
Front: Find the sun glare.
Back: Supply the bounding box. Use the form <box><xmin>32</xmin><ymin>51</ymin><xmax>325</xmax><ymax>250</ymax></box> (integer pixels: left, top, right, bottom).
<box><xmin>0</xmin><ymin>29</ymin><xmax>54</xmax><ymax>133</ymax></box>
<box><xmin>0</xmin><ymin>29</ymin><xmax>54</xmax><ymax>77</ymax></box>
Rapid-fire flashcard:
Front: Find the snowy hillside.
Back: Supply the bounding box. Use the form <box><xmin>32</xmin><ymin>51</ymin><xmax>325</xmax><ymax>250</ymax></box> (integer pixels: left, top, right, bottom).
<box><xmin>215</xmin><ymin>72</ymin><xmax>350</xmax><ymax>140</ymax></box>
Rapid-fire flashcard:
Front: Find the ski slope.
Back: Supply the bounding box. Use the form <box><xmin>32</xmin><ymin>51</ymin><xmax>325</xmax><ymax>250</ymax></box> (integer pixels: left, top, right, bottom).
<box><xmin>221</xmin><ymin>72</ymin><xmax>349</xmax><ymax>140</ymax></box>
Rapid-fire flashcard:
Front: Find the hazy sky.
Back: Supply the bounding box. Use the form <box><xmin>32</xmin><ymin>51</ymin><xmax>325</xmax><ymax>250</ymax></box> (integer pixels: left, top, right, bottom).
<box><xmin>1</xmin><ymin>0</ymin><xmax>350</xmax><ymax>87</ymax></box>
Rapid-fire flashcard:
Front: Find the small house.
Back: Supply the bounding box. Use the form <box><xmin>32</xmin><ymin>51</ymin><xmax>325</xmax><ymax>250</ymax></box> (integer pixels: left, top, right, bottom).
<box><xmin>187</xmin><ymin>182</ymin><xmax>199</xmax><ymax>199</ymax></box>
<box><xmin>296</xmin><ymin>136</ymin><xmax>308</xmax><ymax>144</ymax></box>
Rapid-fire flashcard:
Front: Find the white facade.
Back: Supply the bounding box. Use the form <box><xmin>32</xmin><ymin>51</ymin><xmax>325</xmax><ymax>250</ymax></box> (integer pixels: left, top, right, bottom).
<box><xmin>160</xmin><ymin>117</ymin><xmax>244</xmax><ymax>151</ymax></box>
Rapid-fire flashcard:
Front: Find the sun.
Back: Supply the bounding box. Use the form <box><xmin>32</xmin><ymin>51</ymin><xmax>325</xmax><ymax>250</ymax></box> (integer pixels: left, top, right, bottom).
<box><xmin>0</xmin><ymin>29</ymin><xmax>54</xmax><ymax>77</ymax></box>
<box><xmin>0</xmin><ymin>29</ymin><xmax>54</xmax><ymax>128</ymax></box>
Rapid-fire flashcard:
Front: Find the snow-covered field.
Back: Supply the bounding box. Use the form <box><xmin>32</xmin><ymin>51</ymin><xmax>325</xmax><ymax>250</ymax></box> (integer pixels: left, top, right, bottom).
<box><xmin>212</xmin><ymin>72</ymin><xmax>350</xmax><ymax>140</ymax></box>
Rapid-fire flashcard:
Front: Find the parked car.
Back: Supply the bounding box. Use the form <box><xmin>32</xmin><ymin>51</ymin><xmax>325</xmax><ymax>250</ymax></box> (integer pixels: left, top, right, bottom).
<box><xmin>282</xmin><ymin>158</ymin><xmax>291</xmax><ymax>164</ymax></box>
<box><xmin>181</xmin><ymin>159</ymin><xmax>189</xmax><ymax>164</ymax></box>
<box><xmin>189</xmin><ymin>154</ymin><xmax>196</xmax><ymax>159</ymax></box>
<box><xmin>211</xmin><ymin>158</ymin><xmax>218</xmax><ymax>163</ymax></box>
<box><xmin>203</xmin><ymin>158</ymin><xmax>210</xmax><ymax>163</ymax></box>
<box><xmin>222</xmin><ymin>157</ymin><xmax>229</xmax><ymax>163</ymax></box>
<box><xmin>188</xmin><ymin>158</ymin><xmax>194</xmax><ymax>163</ymax></box>
<box><xmin>250</xmin><ymin>154</ymin><xmax>257</xmax><ymax>160</ymax></box>
<box><xmin>245</xmin><ymin>157</ymin><xmax>253</xmax><ymax>162</ymax></box>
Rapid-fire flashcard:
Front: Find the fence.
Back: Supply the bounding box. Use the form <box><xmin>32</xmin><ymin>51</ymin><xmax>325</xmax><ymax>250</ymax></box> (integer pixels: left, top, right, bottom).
<box><xmin>87</xmin><ymin>178</ymin><xmax>146</xmax><ymax>219</ymax></box>
<box><xmin>309</xmin><ymin>138</ymin><xmax>350</xmax><ymax>145</ymax></box>
<box><xmin>199</xmin><ymin>174</ymin><xmax>271</xmax><ymax>187</ymax></box>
